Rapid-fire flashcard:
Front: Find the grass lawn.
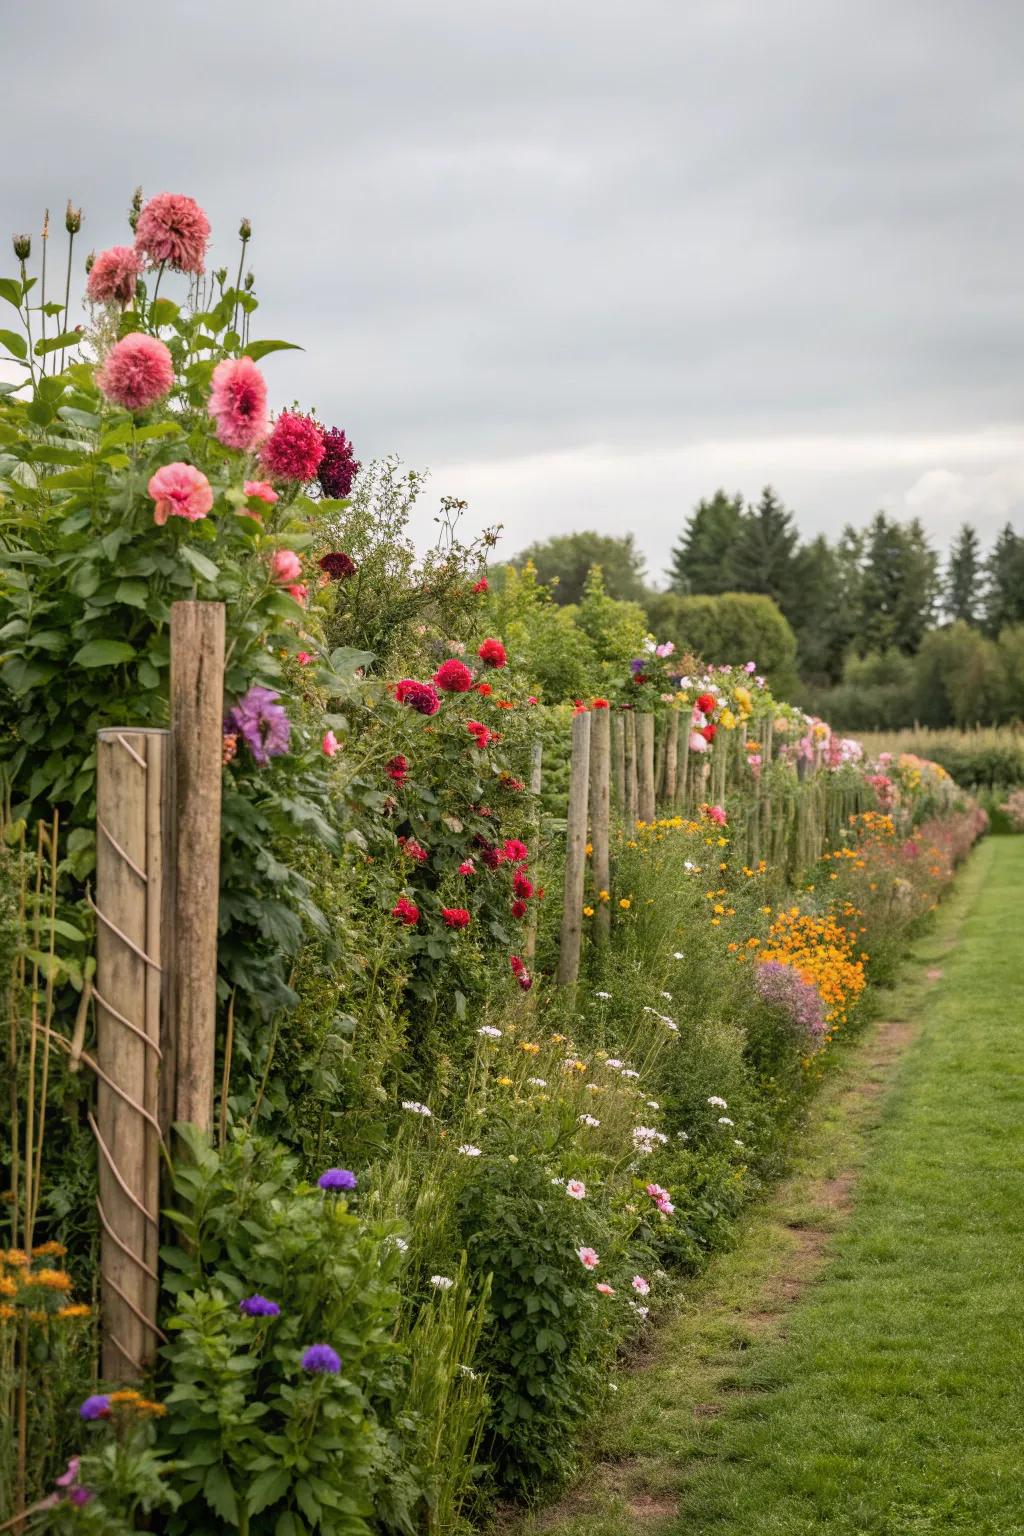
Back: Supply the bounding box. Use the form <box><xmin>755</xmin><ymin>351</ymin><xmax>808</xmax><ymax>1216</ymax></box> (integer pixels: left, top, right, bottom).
<box><xmin>520</xmin><ymin>837</ymin><xmax>1024</xmax><ymax>1536</ymax></box>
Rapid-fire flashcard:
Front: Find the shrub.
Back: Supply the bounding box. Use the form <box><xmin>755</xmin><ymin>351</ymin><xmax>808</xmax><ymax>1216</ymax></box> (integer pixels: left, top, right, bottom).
<box><xmin>645</xmin><ymin>591</ymin><xmax>799</xmax><ymax>694</ymax></box>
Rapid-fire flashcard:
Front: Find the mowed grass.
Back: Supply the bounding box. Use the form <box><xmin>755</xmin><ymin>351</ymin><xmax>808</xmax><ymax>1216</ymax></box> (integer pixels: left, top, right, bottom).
<box><xmin>521</xmin><ymin>838</ymin><xmax>1024</xmax><ymax>1536</ymax></box>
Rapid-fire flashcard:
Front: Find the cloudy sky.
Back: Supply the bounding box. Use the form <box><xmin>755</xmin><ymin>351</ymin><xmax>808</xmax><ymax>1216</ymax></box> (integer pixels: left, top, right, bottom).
<box><xmin>6</xmin><ymin>0</ymin><xmax>1024</xmax><ymax>582</ymax></box>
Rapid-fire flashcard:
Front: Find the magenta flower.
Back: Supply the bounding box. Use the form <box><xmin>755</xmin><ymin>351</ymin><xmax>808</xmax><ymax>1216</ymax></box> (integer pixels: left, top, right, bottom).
<box><xmin>227</xmin><ymin>685</ymin><xmax>291</xmax><ymax>765</ymax></box>
<box><xmin>577</xmin><ymin>1246</ymin><xmax>599</xmax><ymax>1270</ymax></box>
<box><xmin>244</xmin><ymin>479</ymin><xmax>279</xmax><ymax>506</ymax></box>
<box><xmin>97</xmin><ymin>333</ymin><xmax>174</xmax><ymax>411</ymax></box>
<box><xmin>148</xmin><ymin>462</ymin><xmax>214</xmax><ymax>526</ymax></box>
<box><xmin>134</xmin><ymin>192</ymin><xmax>210</xmax><ymax>273</ymax></box>
<box><xmin>301</xmin><ymin>1343</ymin><xmax>342</xmax><ymax>1374</ymax></box>
<box><xmin>86</xmin><ymin>245</ymin><xmax>143</xmax><ymax>305</ymax></box>
<box><xmin>261</xmin><ymin>411</ymin><xmax>326</xmax><ymax>483</ymax></box>
<box><xmin>394</xmin><ymin>679</ymin><xmax>441</xmax><ymax>717</ymax></box>
<box><xmin>322</xmin><ymin>730</ymin><xmax>339</xmax><ymax>757</ymax></box>
<box><xmin>317</xmin><ymin>426</ymin><xmax>360</xmax><ymax>499</ymax></box>
<box><xmin>209</xmin><ymin>356</ymin><xmax>269</xmax><ymax>451</ymax></box>
<box><xmin>434</xmin><ymin>658</ymin><xmax>474</xmax><ymax>693</ymax></box>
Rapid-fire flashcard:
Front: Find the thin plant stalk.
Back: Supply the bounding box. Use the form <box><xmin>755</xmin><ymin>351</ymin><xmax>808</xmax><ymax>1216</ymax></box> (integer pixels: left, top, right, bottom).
<box><xmin>38</xmin><ymin>210</ymin><xmax>49</xmax><ymax>378</ymax></box>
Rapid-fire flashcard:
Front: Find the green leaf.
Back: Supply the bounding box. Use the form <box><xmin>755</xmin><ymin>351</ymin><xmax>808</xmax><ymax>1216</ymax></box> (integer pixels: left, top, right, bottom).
<box><xmin>248</xmin><ymin>1468</ymin><xmax>291</xmax><ymax>1516</ymax></box>
<box><xmin>33</xmin><ymin>330</ymin><xmax>81</xmax><ymax>357</ymax></box>
<box><xmin>134</xmin><ymin>420</ymin><xmax>183</xmax><ymax>442</ymax></box>
<box><xmin>0</xmin><ymin>328</ymin><xmax>27</xmax><ymax>360</ymax></box>
<box><xmin>180</xmin><ymin>544</ymin><xmax>221</xmax><ymax>583</ymax></box>
<box><xmin>0</xmin><ymin>277</ymin><xmax>23</xmax><ymax>310</ymax></box>
<box><xmin>72</xmin><ymin>639</ymin><xmax>136</xmax><ymax>668</ymax></box>
<box><xmin>245</xmin><ymin>339</ymin><xmax>303</xmax><ymax>362</ymax></box>
<box><xmin>150</xmin><ymin>297</ymin><xmax>180</xmax><ymax>328</ymax></box>
<box><xmin>328</xmin><ymin>647</ymin><xmax>376</xmax><ymax>675</ymax></box>
<box><xmin>203</xmin><ymin>1466</ymin><xmax>239</xmax><ymax>1524</ymax></box>
<box><xmin>115</xmin><ymin>580</ymin><xmax>150</xmax><ymax>609</ymax></box>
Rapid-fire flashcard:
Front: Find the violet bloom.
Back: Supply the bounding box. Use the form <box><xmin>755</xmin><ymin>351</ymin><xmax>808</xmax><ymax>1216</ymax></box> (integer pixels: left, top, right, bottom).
<box><xmin>69</xmin><ymin>1488</ymin><xmax>93</xmax><ymax>1507</ymax></box>
<box><xmin>318</xmin><ymin>1168</ymin><xmax>357</xmax><ymax>1192</ymax></box>
<box><xmin>239</xmin><ymin>1295</ymin><xmax>281</xmax><ymax>1317</ymax></box>
<box><xmin>79</xmin><ymin>1394</ymin><xmax>110</xmax><ymax>1421</ymax></box>
<box><xmin>226</xmin><ymin>685</ymin><xmax>291</xmax><ymax>766</ymax></box>
<box><xmin>301</xmin><ymin>1343</ymin><xmax>342</xmax><ymax>1374</ymax></box>
<box><xmin>629</xmin><ymin>657</ymin><xmax>646</xmax><ymax>675</ymax></box>
<box><xmin>755</xmin><ymin>960</ymin><xmax>827</xmax><ymax>1038</ymax></box>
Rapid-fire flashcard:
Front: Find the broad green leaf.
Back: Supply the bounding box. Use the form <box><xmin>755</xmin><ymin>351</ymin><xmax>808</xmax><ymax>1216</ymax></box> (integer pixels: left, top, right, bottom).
<box><xmin>0</xmin><ymin>277</ymin><xmax>22</xmax><ymax>310</ymax></box>
<box><xmin>203</xmin><ymin>1466</ymin><xmax>239</xmax><ymax>1523</ymax></box>
<box><xmin>115</xmin><ymin>580</ymin><xmax>150</xmax><ymax>609</ymax></box>
<box><xmin>134</xmin><ymin>420</ymin><xmax>183</xmax><ymax>442</ymax></box>
<box><xmin>245</xmin><ymin>339</ymin><xmax>303</xmax><ymax>362</ymax></box>
<box><xmin>0</xmin><ymin>328</ymin><xmax>27</xmax><ymax>360</ymax></box>
<box><xmin>150</xmin><ymin>297</ymin><xmax>180</xmax><ymax>328</ymax></box>
<box><xmin>33</xmin><ymin>330</ymin><xmax>82</xmax><ymax>357</ymax></box>
<box><xmin>328</xmin><ymin>647</ymin><xmax>376</xmax><ymax>674</ymax></box>
<box><xmin>72</xmin><ymin>638</ymin><xmax>136</xmax><ymax>668</ymax></box>
<box><xmin>180</xmin><ymin>544</ymin><xmax>221</xmax><ymax>583</ymax></box>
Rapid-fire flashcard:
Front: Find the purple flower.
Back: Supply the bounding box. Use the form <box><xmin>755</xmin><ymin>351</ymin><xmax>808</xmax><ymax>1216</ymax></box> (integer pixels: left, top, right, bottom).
<box><xmin>69</xmin><ymin>1488</ymin><xmax>93</xmax><ymax>1507</ymax></box>
<box><xmin>318</xmin><ymin>1168</ymin><xmax>357</xmax><ymax>1192</ymax></box>
<box><xmin>317</xmin><ymin>427</ymin><xmax>361</xmax><ymax>499</ymax></box>
<box><xmin>629</xmin><ymin>658</ymin><xmax>646</xmax><ymax>675</ymax></box>
<box><xmin>226</xmin><ymin>685</ymin><xmax>291</xmax><ymax>766</ymax></box>
<box><xmin>239</xmin><ymin>1294</ymin><xmax>281</xmax><ymax>1317</ymax></box>
<box><xmin>79</xmin><ymin>1394</ymin><xmax>110</xmax><ymax>1421</ymax></box>
<box><xmin>301</xmin><ymin>1343</ymin><xmax>342</xmax><ymax>1374</ymax></box>
<box><xmin>754</xmin><ymin>960</ymin><xmax>827</xmax><ymax>1038</ymax></box>
<box><xmin>56</xmin><ymin>1458</ymin><xmax>81</xmax><ymax>1489</ymax></box>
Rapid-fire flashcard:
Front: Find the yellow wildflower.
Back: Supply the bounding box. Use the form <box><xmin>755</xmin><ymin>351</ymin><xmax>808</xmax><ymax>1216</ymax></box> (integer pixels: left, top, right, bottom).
<box><xmin>619</xmin><ymin>898</ymin><xmax>631</xmax><ymax>910</ymax></box>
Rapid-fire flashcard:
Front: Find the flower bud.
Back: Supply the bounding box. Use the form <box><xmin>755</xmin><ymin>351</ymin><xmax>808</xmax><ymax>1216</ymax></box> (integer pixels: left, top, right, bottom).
<box><xmin>84</xmin><ymin>250</ymin><xmax>95</xmax><ymax>274</ymax></box>
<box><xmin>239</xmin><ymin>217</ymin><xmax>252</xmax><ymax>242</ymax></box>
<box><xmin>65</xmin><ymin>200</ymin><xmax>83</xmax><ymax>235</ymax></box>
<box><xmin>244</xmin><ymin>270</ymin><xmax>255</xmax><ymax>291</ymax></box>
<box><xmin>215</xmin><ymin>267</ymin><xmax>228</xmax><ymax>286</ymax></box>
<box><xmin>12</xmin><ymin>234</ymin><xmax>30</xmax><ymax>261</ymax></box>
<box><xmin>128</xmin><ymin>186</ymin><xmax>143</xmax><ymax>232</ymax></box>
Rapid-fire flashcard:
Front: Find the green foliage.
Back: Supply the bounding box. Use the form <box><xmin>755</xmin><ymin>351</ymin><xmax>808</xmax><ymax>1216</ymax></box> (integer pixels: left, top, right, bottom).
<box><xmin>645</xmin><ymin>591</ymin><xmax>798</xmax><ymax>693</ymax></box>
<box><xmin>505</xmin><ymin>532</ymin><xmax>648</xmax><ymax>607</ymax></box>
<box><xmin>665</xmin><ymin>489</ymin><xmax>745</xmax><ymax>595</ymax></box>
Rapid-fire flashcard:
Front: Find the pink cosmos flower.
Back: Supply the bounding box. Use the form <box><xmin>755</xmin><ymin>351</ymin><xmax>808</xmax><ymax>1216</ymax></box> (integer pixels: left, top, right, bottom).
<box><xmin>322</xmin><ymin>730</ymin><xmax>339</xmax><ymax>757</ymax></box>
<box><xmin>96</xmin><ymin>333</ymin><xmax>174</xmax><ymax>411</ymax></box>
<box><xmin>631</xmin><ymin>1275</ymin><xmax>650</xmax><ymax>1295</ymax></box>
<box><xmin>577</xmin><ymin>1246</ymin><xmax>599</xmax><ymax>1270</ymax></box>
<box><xmin>209</xmin><ymin>356</ymin><xmax>269</xmax><ymax>451</ymax></box>
<box><xmin>86</xmin><ymin>246</ymin><xmax>143</xmax><ymax>305</ymax></box>
<box><xmin>148</xmin><ymin>463</ymin><xmax>213</xmax><ymax>525</ymax></box>
<box><xmin>244</xmin><ymin>480</ymin><xmax>279</xmax><ymax>505</ymax></box>
<box><xmin>261</xmin><ymin>411</ymin><xmax>325</xmax><ymax>483</ymax></box>
<box><xmin>566</xmin><ymin>1179</ymin><xmax>586</xmax><ymax>1200</ymax></box>
<box><xmin>270</xmin><ymin>549</ymin><xmax>303</xmax><ymax>584</ymax></box>
<box><xmin>595</xmin><ymin>1283</ymin><xmax>616</xmax><ymax>1296</ymax></box>
<box><xmin>134</xmin><ymin>192</ymin><xmax>210</xmax><ymax>273</ymax></box>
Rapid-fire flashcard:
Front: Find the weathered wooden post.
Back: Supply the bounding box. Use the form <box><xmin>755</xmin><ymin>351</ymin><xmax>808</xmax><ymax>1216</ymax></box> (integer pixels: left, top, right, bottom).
<box><xmin>589</xmin><ymin>708</ymin><xmax>612</xmax><ymax>944</ymax></box>
<box><xmin>168</xmin><ymin>600</ymin><xmax>226</xmax><ymax>1133</ymax></box>
<box><xmin>93</xmin><ymin>727</ymin><xmax>168</xmax><ymax>1377</ymax></box>
<box><xmin>664</xmin><ymin>710</ymin><xmax>679</xmax><ymax>807</ymax></box>
<box><xmin>626</xmin><ymin>713</ymin><xmax>639</xmax><ymax>829</ymax></box>
<box><xmin>524</xmin><ymin>739</ymin><xmax>543</xmax><ymax>966</ymax></box>
<box><xmin>678</xmin><ymin>717</ymin><xmax>691</xmax><ymax>813</ymax></box>
<box><xmin>637</xmin><ymin>714</ymin><xmax>656</xmax><ymax>824</ymax></box>
<box><xmin>612</xmin><ymin>714</ymin><xmax>626</xmax><ymax>818</ymax></box>
<box><xmin>556</xmin><ymin>711</ymin><xmax>592</xmax><ymax>986</ymax></box>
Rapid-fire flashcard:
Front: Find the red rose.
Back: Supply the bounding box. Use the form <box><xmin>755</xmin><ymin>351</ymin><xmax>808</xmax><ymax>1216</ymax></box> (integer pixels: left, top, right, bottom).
<box><xmin>478</xmin><ymin>638</ymin><xmax>507</xmax><ymax>668</ymax></box>
<box><xmin>391</xmin><ymin>896</ymin><xmax>419</xmax><ymax>926</ymax></box>
<box><xmin>442</xmin><ymin>907</ymin><xmax>471</xmax><ymax>930</ymax></box>
<box><xmin>696</xmin><ymin>692</ymin><xmax>717</xmax><ymax>716</ymax></box>
<box><xmin>472</xmin><ymin>577</ymin><xmax>489</xmax><ymax>593</ymax></box>
<box><xmin>701</xmin><ymin>723</ymin><xmax>717</xmax><ymax>743</ymax></box>
<box><xmin>433</xmin><ymin>658</ymin><xmax>474</xmax><ymax>693</ymax></box>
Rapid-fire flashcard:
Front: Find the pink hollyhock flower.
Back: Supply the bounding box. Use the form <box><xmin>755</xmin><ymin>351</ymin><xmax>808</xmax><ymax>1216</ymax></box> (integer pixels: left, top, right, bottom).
<box><xmin>656</xmin><ymin>1197</ymin><xmax>675</xmax><ymax>1215</ymax></box>
<box><xmin>503</xmin><ymin>839</ymin><xmax>529</xmax><ymax>864</ymax></box>
<box><xmin>478</xmin><ymin>637</ymin><xmax>507</xmax><ymax>668</ymax></box>
<box><xmin>97</xmin><ymin>333</ymin><xmax>174</xmax><ymax>411</ymax></box>
<box><xmin>577</xmin><ymin>1246</ymin><xmax>599</xmax><ymax>1270</ymax></box>
<box><xmin>209</xmin><ymin>356</ymin><xmax>269</xmax><ymax>451</ymax></box>
<box><xmin>391</xmin><ymin>896</ymin><xmax>419</xmax><ymax>926</ymax></box>
<box><xmin>632</xmin><ymin>1275</ymin><xmax>650</xmax><ymax>1295</ymax></box>
<box><xmin>244</xmin><ymin>480</ymin><xmax>279</xmax><ymax>505</ymax></box>
<box><xmin>134</xmin><ymin>192</ymin><xmax>210</xmax><ymax>273</ymax></box>
<box><xmin>322</xmin><ymin>730</ymin><xmax>339</xmax><ymax>757</ymax></box>
<box><xmin>442</xmin><ymin>907</ymin><xmax>471</xmax><ymax>929</ymax></box>
<box><xmin>566</xmin><ymin>1179</ymin><xmax>586</xmax><ymax>1200</ymax></box>
<box><xmin>86</xmin><ymin>245</ymin><xmax>143</xmax><ymax>305</ymax></box>
<box><xmin>395</xmin><ymin>679</ymin><xmax>441</xmax><ymax>716</ymax></box>
<box><xmin>270</xmin><ymin>549</ymin><xmax>303</xmax><ymax>584</ymax></box>
<box><xmin>148</xmin><ymin>462</ymin><xmax>213</xmax><ymax>525</ymax></box>
<box><xmin>261</xmin><ymin>411</ymin><xmax>325</xmax><ymax>483</ymax></box>
<box><xmin>434</xmin><ymin>658</ymin><xmax>474</xmax><ymax>693</ymax></box>
<box><xmin>595</xmin><ymin>1283</ymin><xmax>616</xmax><ymax>1295</ymax></box>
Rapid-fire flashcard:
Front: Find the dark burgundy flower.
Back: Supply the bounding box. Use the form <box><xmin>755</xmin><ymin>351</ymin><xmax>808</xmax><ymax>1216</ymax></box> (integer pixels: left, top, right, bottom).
<box><xmin>317</xmin><ymin>426</ymin><xmax>360</xmax><ymax>499</ymax></box>
<box><xmin>319</xmin><ymin>551</ymin><xmax>358</xmax><ymax>580</ymax></box>
<box><xmin>386</xmin><ymin>754</ymin><xmax>409</xmax><ymax>785</ymax></box>
<box><xmin>395</xmin><ymin>679</ymin><xmax>441</xmax><ymax>716</ymax></box>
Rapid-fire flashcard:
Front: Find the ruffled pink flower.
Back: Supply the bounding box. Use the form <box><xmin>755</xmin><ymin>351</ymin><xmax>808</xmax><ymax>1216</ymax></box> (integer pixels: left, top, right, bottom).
<box><xmin>148</xmin><ymin>463</ymin><xmax>213</xmax><ymax>526</ymax></box>
<box><xmin>260</xmin><ymin>411</ymin><xmax>325</xmax><ymax>483</ymax></box>
<box><xmin>134</xmin><ymin>192</ymin><xmax>210</xmax><ymax>273</ymax></box>
<box><xmin>689</xmin><ymin>730</ymin><xmax>709</xmax><ymax>754</ymax></box>
<box><xmin>269</xmin><ymin>549</ymin><xmax>303</xmax><ymax>584</ymax></box>
<box><xmin>577</xmin><ymin>1246</ymin><xmax>599</xmax><ymax>1270</ymax></box>
<box><xmin>244</xmin><ymin>480</ymin><xmax>278</xmax><ymax>505</ymax></box>
<box><xmin>296</xmin><ymin>651</ymin><xmax>314</xmax><ymax>665</ymax></box>
<box><xmin>96</xmin><ymin>333</ymin><xmax>174</xmax><ymax>411</ymax></box>
<box><xmin>631</xmin><ymin>1275</ymin><xmax>650</xmax><ymax>1295</ymax></box>
<box><xmin>595</xmin><ymin>1282</ymin><xmax>616</xmax><ymax>1296</ymax></box>
<box><xmin>287</xmin><ymin>584</ymin><xmax>309</xmax><ymax>606</ymax></box>
<box><xmin>86</xmin><ymin>246</ymin><xmax>143</xmax><ymax>305</ymax></box>
<box><xmin>209</xmin><ymin>357</ymin><xmax>269</xmax><ymax>451</ymax></box>
<box><xmin>322</xmin><ymin>730</ymin><xmax>339</xmax><ymax>757</ymax></box>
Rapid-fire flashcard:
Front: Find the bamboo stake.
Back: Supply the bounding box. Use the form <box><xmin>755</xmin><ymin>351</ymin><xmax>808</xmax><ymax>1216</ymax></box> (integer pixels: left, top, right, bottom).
<box><xmin>589</xmin><ymin>709</ymin><xmax>612</xmax><ymax>945</ymax></box>
<box><xmin>637</xmin><ymin>714</ymin><xmax>656</xmax><ymax>824</ymax></box>
<box><xmin>95</xmin><ymin>727</ymin><xmax>168</xmax><ymax>1378</ymax></box>
<box><xmin>169</xmin><ymin>601</ymin><xmax>226</xmax><ymax>1134</ymax></box>
<box><xmin>556</xmin><ymin>711</ymin><xmax>592</xmax><ymax>987</ymax></box>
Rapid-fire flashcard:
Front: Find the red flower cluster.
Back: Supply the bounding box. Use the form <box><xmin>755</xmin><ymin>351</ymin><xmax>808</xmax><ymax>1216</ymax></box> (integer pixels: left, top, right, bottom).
<box><xmin>391</xmin><ymin>896</ymin><xmax>419</xmax><ymax>926</ymax></box>
<box><xmin>696</xmin><ymin>692</ymin><xmax>717</xmax><ymax>716</ymax></box>
<box><xmin>592</xmin><ymin>698</ymin><xmax>610</xmax><ymax>709</ymax></box>
<box><xmin>434</xmin><ymin>658</ymin><xmax>474</xmax><ymax>693</ymax></box>
<box><xmin>509</xmin><ymin>955</ymin><xmax>533</xmax><ymax>991</ymax></box>
<box><xmin>395</xmin><ymin>679</ymin><xmax>441</xmax><ymax>717</ymax></box>
<box><xmin>398</xmin><ymin>835</ymin><xmax>427</xmax><ymax>863</ymax></box>
<box><xmin>472</xmin><ymin>577</ymin><xmax>489</xmax><ymax>594</ymax></box>
<box><xmin>458</xmin><ymin>860</ymin><xmax>475</xmax><ymax>875</ymax></box>
<box><xmin>501</xmin><ymin>774</ymin><xmax>525</xmax><ymax>792</ymax></box>
<box><xmin>261</xmin><ymin>411</ymin><xmax>325</xmax><ymax>483</ymax></box>
<box><xmin>386</xmin><ymin>754</ymin><xmax>408</xmax><ymax>786</ymax></box>
<box><xmin>478</xmin><ymin>638</ymin><xmax>507</xmax><ymax>668</ymax></box>
<box><xmin>503</xmin><ymin>839</ymin><xmax>529</xmax><ymax>864</ymax></box>
<box><xmin>513</xmin><ymin>870</ymin><xmax>533</xmax><ymax>899</ymax></box>
<box><xmin>467</xmin><ymin>720</ymin><xmax>493</xmax><ymax>750</ymax></box>
<box><xmin>442</xmin><ymin>907</ymin><xmax>471</xmax><ymax>930</ymax></box>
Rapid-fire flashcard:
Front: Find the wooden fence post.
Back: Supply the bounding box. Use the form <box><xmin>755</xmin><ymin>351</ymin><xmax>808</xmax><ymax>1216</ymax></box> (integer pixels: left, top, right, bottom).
<box><xmin>589</xmin><ymin>709</ymin><xmax>612</xmax><ymax>944</ymax></box>
<box><xmin>664</xmin><ymin>711</ymin><xmax>679</xmax><ymax>807</ymax></box>
<box><xmin>93</xmin><ymin>727</ymin><xmax>168</xmax><ymax>1378</ymax></box>
<box><xmin>637</xmin><ymin>714</ymin><xmax>656</xmax><ymax>824</ymax></box>
<box><xmin>168</xmin><ymin>601</ymin><xmax>226</xmax><ymax>1134</ymax></box>
<box><xmin>612</xmin><ymin>714</ymin><xmax>626</xmax><ymax>818</ymax></box>
<box><xmin>556</xmin><ymin>711</ymin><xmax>592</xmax><ymax>987</ymax></box>
<box><xmin>626</xmin><ymin>714</ymin><xmax>639</xmax><ymax>830</ymax></box>
<box><xmin>524</xmin><ymin>739</ymin><xmax>543</xmax><ymax>966</ymax></box>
